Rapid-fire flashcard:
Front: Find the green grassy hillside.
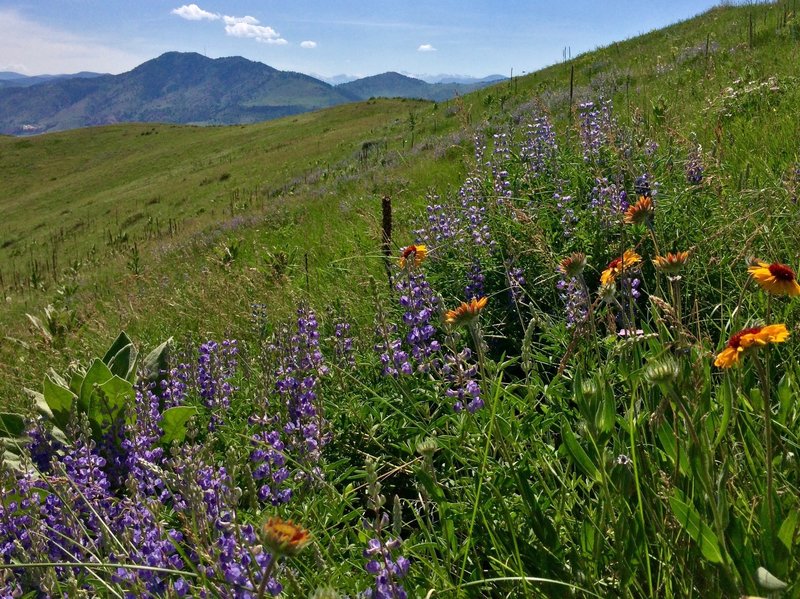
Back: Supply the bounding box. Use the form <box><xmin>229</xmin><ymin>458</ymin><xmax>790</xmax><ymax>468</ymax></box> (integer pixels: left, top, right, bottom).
<box><xmin>2</xmin><ymin>3</ymin><xmax>800</xmax><ymax>597</ymax></box>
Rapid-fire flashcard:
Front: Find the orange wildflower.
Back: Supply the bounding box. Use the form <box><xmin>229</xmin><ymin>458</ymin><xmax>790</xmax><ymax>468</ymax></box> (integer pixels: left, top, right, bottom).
<box><xmin>653</xmin><ymin>251</ymin><xmax>690</xmax><ymax>275</ymax></box>
<box><xmin>748</xmin><ymin>260</ymin><xmax>800</xmax><ymax>296</ymax></box>
<box><xmin>714</xmin><ymin>324</ymin><xmax>790</xmax><ymax>368</ymax></box>
<box><xmin>600</xmin><ymin>250</ymin><xmax>641</xmax><ymax>285</ymax></box>
<box><xmin>399</xmin><ymin>244</ymin><xmax>427</xmax><ymax>268</ymax></box>
<box><xmin>261</xmin><ymin>517</ymin><xmax>312</xmax><ymax>556</ymax></box>
<box><xmin>624</xmin><ymin>196</ymin><xmax>655</xmax><ymax>225</ymax></box>
<box><xmin>445</xmin><ymin>296</ymin><xmax>488</xmax><ymax>327</ymax></box>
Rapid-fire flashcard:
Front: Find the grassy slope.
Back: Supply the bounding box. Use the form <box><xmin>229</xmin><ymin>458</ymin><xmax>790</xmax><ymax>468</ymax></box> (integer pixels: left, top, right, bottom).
<box><xmin>2</xmin><ymin>2</ymin><xmax>799</xmax><ymax>399</ymax></box>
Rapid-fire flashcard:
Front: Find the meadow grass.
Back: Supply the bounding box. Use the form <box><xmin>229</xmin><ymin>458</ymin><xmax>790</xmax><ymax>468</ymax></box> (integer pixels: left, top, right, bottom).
<box><xmin>2</xmin><ymin>2</ymin><xmax>800</xmax><ymax>597</ymax></box>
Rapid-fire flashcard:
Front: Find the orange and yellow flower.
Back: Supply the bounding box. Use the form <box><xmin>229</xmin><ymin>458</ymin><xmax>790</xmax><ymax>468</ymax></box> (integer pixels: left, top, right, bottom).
<box><xmin>747</xmin><ymin>260</ymin><xmax>800</xmax><ymax>296</ymax></box>
<box><xmin>261</xmin><ymin>517</ymin><xmax>311</xmax><ymax>556</ymax></box>
<box><xmin>600</xmin><ymin>250</ymin><xmax>642</xmax><ymax>285</ymax></box>
<box><xmin>624</xmin><ymin>196</ymin><xmax>655</xmax><ymax>225</ymax></box>
<box><xmin>714</xmin><ymin>324</ymin><xmax>790</xmax><ymax>368</ymax></box>
<box><xmin>653</xmin><ymin>251</ymin><xmax>690</xmax><ymax>275</ymax></box>
<box><xmin>444</xmin><ymin>296</ymin><xmax>488</xmax><ymax>327</ymax></box>
<box><xmin>399</xmin><ymin>244</ymin><xmax>427</xmax><ymax>268</ymax></box>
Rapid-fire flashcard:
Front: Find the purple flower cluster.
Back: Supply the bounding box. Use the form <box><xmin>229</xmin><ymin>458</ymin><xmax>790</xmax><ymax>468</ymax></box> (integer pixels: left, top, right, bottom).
<box><xmin>578</xmin><ymin>98</ymin><xmax>614</xmax><ymax>163</ymax></box>
<box><xmin>506</xmin><ymin>262</ymin><xmax>527</xmax><ymax>308</ymax></box>
<box><xmin>332</xmin><ymin>318</ymin><xmax>356</xmax><ymax>368</ymax></box>
<box><xmin>414</xmin><ymin>178</ymin><xmax>492</xmax><ymax>253</ymax></box>
<box><xmin>250</xmin><ymin>429</ymin><xmax>291</xmax><ymax>505</ymax></box>
<box><xmin>590</xmin><ymin>177</ymin><xmax>629</xmax><ymax>227</ymax></box>
<box><xmin>160</xmin><ymin>362</ymin><xmax>190</xmax><ymax>409</ymax></box>
<box><xmin>121</xmin><ymin>386</ymin><xmax>167</xmax><ymax>499</ymax></box>
<box><xmin>395</xmin><ymin>271</ymin><xmax>441</xmax><ymax>372</ymax></box>
<box><xmin>522</xmin><ymin>115</ymin><xmax>557</xmax><ymax>177</ymax></box>
<box><xmin>197</xmin><ymin>339</ymin><xmax>238</xmax><ymax>429</ymax></box>
<box><xmin>557</xmin><ymin>276</ymin><xmax>589</xmax><ymax>328</ymax></box>
<box><xmin>685</xmin><ymin>146</ymin><xmax>704</xmax><ymax>185</ymax></box>
<box><xmin>272</xmin><ymin>305</ymin><xmax>329</xmax><ymax>478</ymax></box>
<box><xmin>555</xmin><ymin>192</ymin><xmax>578</xmax><ymax>238</ymax></box>
<box><xmin>465</xmin><ymin>258</ymin><xmax>485</xmax><ymax>301</ymax></box>
<box><xmin>362</xmin><ymin>527</ymin><xmax>411</xmax><ymax>599</ymax></box>
<box><xmin>442</xmin><ymin>345</ymin><xmax>483</xmax><ymax>413</ymax></box>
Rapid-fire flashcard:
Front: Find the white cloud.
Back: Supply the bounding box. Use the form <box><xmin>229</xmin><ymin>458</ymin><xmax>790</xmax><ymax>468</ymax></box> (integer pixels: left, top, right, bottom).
<box><xmin>417</xmin><ymin>43</ymin><xmax>437</xmax><ymax>52</ymax></box>
<box><xmin>0</xmin><ymin>9</ymin><xmax>146</xmax><ymax>75</ymax></box>
<box><xmin>300</xmin><ymin>40</ymin><xmax>317</xmax><ymax>49</ymax></box>
<box><xmin>171</xmin><ymin>4</ymin><xmax>220</xmax><ymax>21</ymax></box>
<box><xmin>222</xmin><ymin>15</ymin><xmax>287</xmax><ymax>44</ymax></box>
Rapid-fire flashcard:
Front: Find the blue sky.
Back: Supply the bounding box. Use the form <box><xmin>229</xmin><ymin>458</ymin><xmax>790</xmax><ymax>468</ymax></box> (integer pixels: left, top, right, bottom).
<box><xmin>0</xmin><ymin>1</ymin><xmax>733</xmax><ymax>78</ymax></box>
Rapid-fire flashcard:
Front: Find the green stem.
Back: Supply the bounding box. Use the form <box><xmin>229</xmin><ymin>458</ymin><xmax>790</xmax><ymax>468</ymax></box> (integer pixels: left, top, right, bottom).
<box><xmin>256</xmin><ymin>553</ymin><xmax>281</xmax><ymax>599</ymax></box>
<box><xmin>753</xmin><ymin>354</ymin><xmax>775</xmax><ymax>533</ymax></box>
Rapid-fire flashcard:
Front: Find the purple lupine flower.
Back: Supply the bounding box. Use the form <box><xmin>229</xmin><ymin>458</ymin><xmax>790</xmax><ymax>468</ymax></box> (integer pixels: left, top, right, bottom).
<box><xmin>26</xmin><ymin>417</ymin><xmax>63</xmax><ymax>473</ymax></box>
<box><xmin>272</xmin><ymin>304</ymin><xmax>329</xmax><ymax>478</ymax></box>
<box><xmin>395</xmin><ymin>270</ymin><xmax>441</xmax><ymax>373</ymax></box>
<box><xmin>521</xmin><ymin>114</ymin><xmax>557</xmax><ymax>178</ymax></box>
<box><xmin>197</xmin><ymin>339</ymin><xmax>238</xmax><ymax>429</ymax></box>
<box><xmin>506</xmin><ymin>262</ymin><xmax>527</xmax><ymax>308</ymax></box>
<box><xmin>685</xmin><ymin>146</ymin><xmax>704</xmax><ymax>185</ymax></box>
<box><xmin>362</xmin><ymin>531</ymin><xmax>410</xmax><ymax>599</ymax></box>
<box><xmin>644</xmin><ymin>140</ymin><xmax>659</xmax><ymax>156</ymax></box>
<box><xmin>121</xmin><ymin>386</ymin><xmax>166</xmax><ymax>499</ymax></box>
<box><xmin>578</xmin><ymin>98</ymin><xmax>615</xmax><ymax>163</ymax></box>
<box><xmin>465</xmin><ymin>258</ymin><xmax>485</xmax><ymax>301</ymax></box>
<box><xmin>634</xmin><ymin>174</ymin><xmax>651</xmax><ymax>198</ymax></box>
<box><xmin>555</xmin><ymin>192</ymin><xmax>578</xmax><ymax>238</ymax></box>
<box><xmin>331</xmin><ymin>318</ymin><xmax>356</xmax><ymax>368</ymax></box>
<box><xmin>250</xmin><ymin>429</ymin><xmax>291</xmax><ymax>505</ymax></box>
<box><xmin>160</xmin><ymin>362</ymin><xmax>190</xmax><ymax>409</ymax></box>
<box><xmin>557</xmin><ymin>276</ymin><xmax>589</xmax><ymax>329</ymax></box>
<box><xmin>589</xmin><ymin>177</ymin><xmax>628</xmax><ymax>227</ymax></box>
<box><xmin>441</xmin><ymin>345</ymin><xmax>483</xmax><ymax>413</ymax></box>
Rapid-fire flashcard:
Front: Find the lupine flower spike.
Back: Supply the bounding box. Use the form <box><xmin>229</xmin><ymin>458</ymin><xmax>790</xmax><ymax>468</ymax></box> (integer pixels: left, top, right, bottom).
<box><xmin>714</xmin><ymin>324</ymin><xmax>789</xmax><ymax>368</ymax></box>
<box><xmin>748</xmin><ymin>260</ymin><xmax>800</xmax><ymax>296</ymax></box>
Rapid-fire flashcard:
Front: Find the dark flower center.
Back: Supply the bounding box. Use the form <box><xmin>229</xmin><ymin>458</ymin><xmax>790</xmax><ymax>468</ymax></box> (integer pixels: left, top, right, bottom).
<box><xmin>607</xmin><ymin>257</ymin><xmax>622</xmax><ymax>270</ymax></box>
<box><xmin>769</xmin><ymin>262</ymin><xmax>796</xmax><ymax>281</ymax></box>
<box><xmin>728</xmin><ymin>326</ymin><xmax>762</xmax><ymax>348</ymax></box>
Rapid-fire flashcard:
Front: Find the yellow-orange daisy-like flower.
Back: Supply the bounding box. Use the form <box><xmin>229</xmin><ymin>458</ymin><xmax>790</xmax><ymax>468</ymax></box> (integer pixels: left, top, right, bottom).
<box><xmin>747</xmin><ymin>260</ymin><xmax>800</xmax><ymax>296</ymax></box>
<box><xmin>714</xmin><ymin>324</ymin><xmax>790</xmax><ymax>368</ymax></box>
<box><xmin>624</xmin><ymin>196</ymin><xmax>655</xmax><ymax>225</ymax></box>
<box><xmin>600</xmin><ymin>250</ymin><xmax>642</xmax><ymax>285</ymax></box>
<box><xmin>444</xmin><ymin>296</ymin><xmax>488</xmax><ymax>327</ymax></box>
<box><xmin>653</xmin><ymin>251</ymin><xmax>690</xmax><ymax>275</ymax></box>
<box><xmin>399</xmin><ymin>244</ymin><xmax>427</xmax><ymax>268</ymax></box>
<box><xmin>262</xmin><ymin>517</ymin><xmax>311</xmax><ymax>556</ymax></box>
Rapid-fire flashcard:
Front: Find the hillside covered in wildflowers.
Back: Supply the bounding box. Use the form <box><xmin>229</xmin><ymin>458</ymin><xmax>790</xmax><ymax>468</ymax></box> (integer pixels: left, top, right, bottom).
<box><xmin>2</xmin><ymin>3</ymin><xmax>800</xmax><ymax>597</ymax></box>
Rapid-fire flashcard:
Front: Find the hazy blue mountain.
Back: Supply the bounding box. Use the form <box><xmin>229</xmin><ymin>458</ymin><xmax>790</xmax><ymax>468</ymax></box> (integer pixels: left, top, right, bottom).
<box><xmin>0</xmin><ymin>71</ymin><xmax>106</xmax><ymax>89</ymax></box>
<box><xmin>337</xmin><ymin>71</ymin><xmax>493</xmax><ymax>102</ymax></box>
<box><xmin>0</xmin><ymin>52</ymin><xmax>501</xmax><ymax>135</ymax></box>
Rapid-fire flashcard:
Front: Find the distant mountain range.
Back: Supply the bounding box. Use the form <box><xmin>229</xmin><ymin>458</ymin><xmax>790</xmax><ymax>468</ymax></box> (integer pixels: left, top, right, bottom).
<box><xmin>0</xmin><ymin>52</ymin><xmax>503</xmax><ymax>135</ymax></box>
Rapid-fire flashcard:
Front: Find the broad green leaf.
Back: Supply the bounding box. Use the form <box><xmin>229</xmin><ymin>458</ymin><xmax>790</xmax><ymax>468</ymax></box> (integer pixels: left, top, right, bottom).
<box><xmin>596</xmin><ymin>393</ymin><xmax>616</xmax><ymax>435</ymax></box>
<box><xmin>778</xmin><ymin>510</ymin><xmax>798</xmax><ymax>551</ymax></box>
<box><xmin>669</xmin><ymin>490</ymin><xmax>723</xmax><ymax>564</ymax></box>
<box><xmin>159</xmin><ymin>406</ymin><xmax>198</xmax><ymax>445</ymax></box>
<box><xmin>142</xmin><ymin>338</ymin><xmax>172</xmax><ymax>387</ymax></box>
<box><xmin>43</xmin><ymin>375</ymin><xmax>77</xmax><ymax>431</ymax></box>
<box><xmin>79</xmin><ymin>359</ymin><xmax>114</xmax><ymax>414</ymax></box>
<box><xmin>87</xmin><ymin>375</ymin><xmax>134</xmax><ymax>435</ymax></box>
<box><xmin>561</xmin><ymin>422</ymin><xmax>601</xmax><ymax>483</ymax></box>
<box><xmin>0</xmin><ymin>413</ymin><xmax>26</xmax><ymax>438</ymax></box>
<box><xmin>776</xmin><ymin>373</ymin><xmax>793</xmax><ymax>426</ymax></box>
<box><xmin>103</xmin><ymin>332</ymin><xmax>138</xmax><ymax>383</ymax></box>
